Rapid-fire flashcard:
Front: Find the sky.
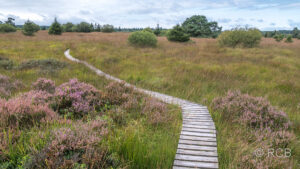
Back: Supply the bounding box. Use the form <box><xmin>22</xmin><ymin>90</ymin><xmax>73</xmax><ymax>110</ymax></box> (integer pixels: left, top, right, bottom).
<box><xmin>0</xmin><ymin>0</ymin><xmax>300</xmax><ymax>31</ymax></box>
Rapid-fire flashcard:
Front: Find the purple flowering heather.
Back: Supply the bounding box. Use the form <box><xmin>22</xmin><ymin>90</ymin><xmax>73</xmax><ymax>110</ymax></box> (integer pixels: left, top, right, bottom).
<box><xmin>212</xmin><ymin>90</ymin><xmax>290</xmax><ymax>131</ymax></box>
<box><xmin>54</xmin><ymin>79</ymin><xmax>105</xmax><ymax>118</ymax></box>
<box><xmin>0</xmin><ymin>74</ymin><xmax>23</xmax><ymax>98</ymax></box>
<box><xmin>32</xmin><ymin>78</ymin><xmax>56</xmax><ymax>93</ymax></box>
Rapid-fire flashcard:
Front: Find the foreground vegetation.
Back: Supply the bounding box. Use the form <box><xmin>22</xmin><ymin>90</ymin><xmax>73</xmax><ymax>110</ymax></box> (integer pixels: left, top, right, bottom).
<box><xmin>67</xmin><ymin>32</ymin><xmax>300</xmax><ymax>168</ymax></box>
<box><xmin>0</xmin><ymin>31</ymin><xmax>181</xmax><ymax>168</ymax></box>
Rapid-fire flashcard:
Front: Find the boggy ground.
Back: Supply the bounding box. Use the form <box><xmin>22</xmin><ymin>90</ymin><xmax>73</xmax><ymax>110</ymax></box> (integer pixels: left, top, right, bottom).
<box><xmin>0</xmin><ymin>31</ymin><xmax>181</xmax><ymax>169</ymax></box>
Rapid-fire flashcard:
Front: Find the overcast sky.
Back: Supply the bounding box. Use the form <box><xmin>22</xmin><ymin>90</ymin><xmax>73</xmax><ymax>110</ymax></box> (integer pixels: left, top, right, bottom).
<box><xmin>0</xmin><ymin>0</ymin><xmax>299</xmax><ymax>30</ymax></box>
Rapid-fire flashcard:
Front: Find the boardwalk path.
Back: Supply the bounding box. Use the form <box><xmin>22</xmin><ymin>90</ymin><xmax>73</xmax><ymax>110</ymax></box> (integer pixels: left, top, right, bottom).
<box><xmin>64</xmin><ymin>49</ymin><xmax>219</xmax><ymax>169</ymax></box>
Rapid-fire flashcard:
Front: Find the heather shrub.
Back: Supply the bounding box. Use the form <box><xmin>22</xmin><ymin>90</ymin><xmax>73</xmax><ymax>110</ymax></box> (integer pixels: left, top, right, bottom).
<box><xmin>20</xmin><ymin>90</ymin><xmax>54</xmax><ymax>105</ymax></box>
<box><xmin>53</xmin><ymin>79</ymin><xmax>105</xmax><ymax>118</ymax></box>
<box><xmin>167</xmin><ymin>25</ymin><xmax>190</xmax><ymax>42</ymax></box>
<box><xmin>28</xmin><ymin>119</ymin><xmax>112</xmax><ymax>169</ymax></box>
<box><xmin>218</xmin><ymin>28</ymin><xmax>262</xmax><ymax>48</ymax></box>
<box><xmin>142</xmin><ymin>98</ymin><xmax>169</xmax><ymax>125</ymax></box>
<box><xmin>0</xmin><ymin>74</ymin><xmax>23</xmax><ymax>98</ymax></box>
<box><xmin>0</xmin><ymin>57</ymin><xmax>13</xmax><ymax>70</ymax></box>
<box><xmin>128</xmin><ymin>31</ymin><xmax>157</xmax><ymax>47</ymax></box>
<box><xmin>32</xmin><ymin>78</ymin><xmax>56</xmax><ymax>93</ymax></box>
<box><xmin>0</xmin><ymin>96</ymin><xmax>56</xmax><ymax>129</ymax></box>
<box><xmin>105</xmin><ymin>82</ymin><xmax>134</xmax><ymax>105</ymax></box>
<box><xmin>212</xmin><ymin>90</ymin><xmax>290</xmax><ymax>131</ymax></box>
<box><xmin>18</xmin><ymin>59</ymin><xmax>66</xmax><ymax>73</ymax></box>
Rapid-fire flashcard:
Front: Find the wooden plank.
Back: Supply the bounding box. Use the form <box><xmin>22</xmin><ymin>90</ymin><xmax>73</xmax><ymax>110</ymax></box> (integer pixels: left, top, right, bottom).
<box><xmin>177</xmin><ymin>149</ymin><xmax>218</xmax><ymax>157</ymax></box>
<box><xmin>181</xmin><ymin>131</ymin><xmax>216</xmax><ymax>138</ymax></box>
<box><xmin>182</xmin><ymin>124</ymin><xmax>216</xmax><ymax>130</ymax></box>
<box><xmin>181</xmin><ymin>127</ymin><xmax>216</xmax><ymax>133</ymax></box>
<box><xmin>178</xmin><ymin>144</ymin><xmax>217</xmax><ymax>151</ymax></box>
<box><xmin>173</xmin><ymin>160</ymin><xmax>218</xmax><ymax>169</ymax></box>
<box><xmin>183</xmin><ymin>119</ymin><xmax>213</xmax><ymax>123</ymax></box>
<box><xmin>179</xmin><ymin>139</ymin><xmax>217</xmax><ymax>147</ymax></box>
<box><xmin>175</xmin><ymin>154</ymin><xmax>218</xmax><ymax>163</ymax></box>
<box><xmin>180</xmin><ymin>135</ymin><xmax>216</xmax><ymax>142</ymax></box>
<box><xmin>182</xmin><ymin>121</ymin><xmax>215</xmax><ymax>126</ymax></box>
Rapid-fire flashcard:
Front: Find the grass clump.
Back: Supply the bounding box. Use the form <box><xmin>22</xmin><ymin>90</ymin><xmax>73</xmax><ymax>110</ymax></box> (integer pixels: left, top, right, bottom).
<box><xmin>128</xmin><ymin>31</ymin><xmax>157</xmax><ymax>47</ymax></box>
<box><xmin>0</xmin><ymin>57</ymin><xmax>13</xmax><ymax>70</ymax></box>
<box><xmin>167</xmin><ymin>25</ymin><xmax>190</xmax><ymax>42</ymax></box>
<box><xmin>18</xmin><ymin>58</ymin><xmax>66</xmax><ymax>73</ymax></box>
<box><xmin>218</xmin><ymin>28</ymin><xmax>262</xmax><ymax>48</ymax></box>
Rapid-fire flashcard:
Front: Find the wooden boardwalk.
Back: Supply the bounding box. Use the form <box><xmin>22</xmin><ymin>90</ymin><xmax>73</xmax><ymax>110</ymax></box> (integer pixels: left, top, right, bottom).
<box><xmin>64</xmin><ymin>49</ymin><xmax>219</xmax><ymax>169</ymax></box>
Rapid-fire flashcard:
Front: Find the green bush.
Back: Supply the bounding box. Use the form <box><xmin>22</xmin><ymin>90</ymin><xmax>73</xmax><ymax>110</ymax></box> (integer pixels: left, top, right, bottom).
<box><xmin>0</xmin><ymin>24</ymin><xmax>16</xmax><ymax>33</ymax></box>
<box><xmin>167</xmin><ymin>25</ymin><xmax>190</xmax><ymax>42</ymax></box>
<box><xmin>218</xmin><ymin>28</ymin><xmax>262</xmax><ymax>48</ymax></box>
<box><xmin>143</xmin><ymin>27</ymin><xmax>153</xmax><ymax>33</ymax></box>
<box><xmin>48</xmin><ymin>18</ymin><xmax>63</xmax><ymax>35</ymax></box>
<box><xmin>102</xmin><ymin>24</ymin><xmax>114</xmax><ymax>33</ymax></box>
<box><xmin>128</xmin><ymin>31</ymin><xmax>157</xmax><ymax>47</ymax></box>
<box><xmin>0</xmin><ymin>57</ymin><xmax>13</xmax><ymax>70</ymax></box>
<box><xmin>285</xmin><ymin>35</ymin><xmax>293</xmax><ymax>43</ymax></box>
<box><xmin>273</xmin><ymin>34</ymin><xmax>284</xmax><ymax>42</ymax></box>
<box><xmin>22</xmin><ymin>20</ymin><xmax>40</xmax><ymax>36</ymax></box>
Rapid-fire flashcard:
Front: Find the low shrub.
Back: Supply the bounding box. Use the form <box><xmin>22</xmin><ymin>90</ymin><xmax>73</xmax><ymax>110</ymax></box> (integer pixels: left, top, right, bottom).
<box><xmin>53</xmin><ymin>79</ymin><xmax>105</xmax><ymax>118</ymax></box>
<box><xmin>142</xmin><ymin>98</ymin><xmax>169</xmax><ymax>125</ymax></box>
<box><xmin>0</xmin><ymin>74</ymin><xmax>22</xmax><ymax>98</ymax></box>
<box><xmin>143</xmin><ymin>27</ymin><xmax>153</xmax><ymax>33</ymax></box>
<box><xmin>27</xmin><ymin>119</ymin><xmax>112</xmax><ymax>169</ymax></box>
<box><xmin>20</xmin><ymin>90</ymin><xmax>54</xmax><ymax>105</ymax></box>
<box><xmin>0</xmin><ymin>96</ymin><xmax>56</xmax><ymax>129</ymax></box>
<box><xmin>32</xmin><ymin>78</ymin><xmax>56</xmax><ymax>93</ymax></box>
<box><xmin>0</xmin><ymin>57</ymin><xmax>13</xmax><ymax>70</ymax></box>
<box><xmin>285</xmin><ymin>35</ymin><xmax>293</xmax><ymax>43</ymax></box>
<box><xmin>18</xmin><ymin>59</ymin><xmax>66</xmax><ymax>73</ymax></box>
<box><xmin>218</xmin><ymin>28</ymin><xmax>262</xmax><ymax>48</ymax></box>
<box><xmin>212</xmin><ymin>90</ymin><xmax>294</xmax><ymax>168</ymax></box>
<box><xmin>167</xmin><ymin>25</ymin><xmax>190</xmax><ymax>42</ymax></box>
<box><xmin>128</xmin><ymin>31</ymin><xmax>157</xmax><ymax>47</ymax></box>
<box><xmin>0</xmin><ymin>24</ymin><xmax>16</xmax><ymax>33</ymax></box>
<box><xmin>105</xmin><ymin>82</ymin><xmax>134</xmax><ymax>105</ymax></box>
<box><xmin>212</xmin><ymin>90</ymin><xmax>290</xmax><ymax>131</ymax></box>
<box><xmin>273</xmin><ymin>34</ymin><xmax>284</xmax><ymax>42</ymax></box>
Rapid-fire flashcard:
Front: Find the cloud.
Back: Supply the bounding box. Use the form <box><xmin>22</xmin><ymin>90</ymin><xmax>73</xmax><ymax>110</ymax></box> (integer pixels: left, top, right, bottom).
<box><xmin>0</xmin><ymin>0</ymin><xmax>299</xmax><ymax>30</ymax></box>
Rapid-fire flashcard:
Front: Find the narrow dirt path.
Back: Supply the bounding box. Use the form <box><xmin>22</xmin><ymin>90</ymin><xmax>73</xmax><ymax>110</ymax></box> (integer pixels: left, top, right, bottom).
<box><xmin>64</xmin><ymin>49</ymin><xmax>219</xmax><ymax>169</ymax></box>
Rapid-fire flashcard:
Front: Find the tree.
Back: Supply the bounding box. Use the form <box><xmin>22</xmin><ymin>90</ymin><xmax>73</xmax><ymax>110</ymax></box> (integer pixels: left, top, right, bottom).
<box><xmin>76</xmin><ymin>22</ymin><xmax>92</xmax><ymax>32</ymax></box>
<box><xmin>182</xmin><ymin>15</ymin><xmax>222</xmax><ymax>38</ymax></box>
<box><xmin>48</xmin><ymin>18</ymin><xmax>63</xmax><ymax>35</ymax></box>
<box><xmin>128</xmin><ymin>31</ymin><xmax>157</xmax><ymax>47</ymax></box>
<box><xmin>90</xmin><ymin>23</ymin><xmax>94</xmax><ymax>32</ymax></box>
<box><xmin>167</xmin><ymin>25</ymin><xmax>190</xmax><ymax>42</ymax></box>
<box><xmin>273</xmin><ymin>34</ymin><xmax>284</xmax><ymax>42</ymax></box>
<box><xmin>95</xmin><ymin>24</ymin><xmax>101</xmax><ymax>32</ymax></box>
<box><xmin>22</xmin><ymin>20</ymin><xmax>40</xmax><ymax>36</ymax></box>
<box><xmin>143</xmin><ymin>27</ymin><xmax>153</xmax><ymax>33</ymax></box>
<box><xmin>292</xmin><ymin>27</ymin><xmax>299</xmax><ymax>38</ymax></box>
<box><xmin>5</xmin><ymin>17</ymin><xmax>15</xmax><ymax>26</ymax></box>
<box><xmin>102</xmin><ymin>24</ymin><xmax>114</xmax><ymax>33</ymax></box>
<box><xmin>0</xmin><ymin>24</ymin><xmax>17</xmax><ymax>33</ymax></box>
<box><xmin>62</xmin><ymin>22</ymin><xmax>74</xmax><ymax>32</ymax></box>
<box><xmin>154</xmin><ymin>24</ymin><xmax>161</xmax><ymax>36</ymax></box>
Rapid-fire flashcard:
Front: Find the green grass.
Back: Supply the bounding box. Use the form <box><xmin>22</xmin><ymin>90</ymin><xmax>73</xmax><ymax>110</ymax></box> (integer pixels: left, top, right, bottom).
<box><xmin>0</xmin><ymin>31</ymin><xmax>181</xmax><ymax>169</ymax></box>
<box><xmin>69</xmin><ymin>35</ymin><xmax>300</xmax><ymax>168</ymax></box>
